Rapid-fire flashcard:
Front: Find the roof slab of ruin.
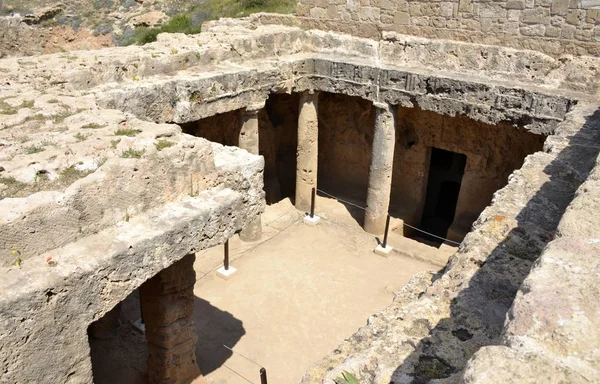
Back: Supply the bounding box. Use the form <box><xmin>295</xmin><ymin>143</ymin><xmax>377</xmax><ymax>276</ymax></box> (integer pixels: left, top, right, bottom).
<box><xmin>0</xmin><ymin>12</ymin><xmax>599</xmax><ymax>384</ymax></box>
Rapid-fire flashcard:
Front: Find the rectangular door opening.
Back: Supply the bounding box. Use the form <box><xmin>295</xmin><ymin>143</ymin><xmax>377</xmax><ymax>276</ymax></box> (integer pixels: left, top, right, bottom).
<box><xmin>418</xmin><ymin>147</ymin><xmax>466</xmax><ymax>244</ymax></box>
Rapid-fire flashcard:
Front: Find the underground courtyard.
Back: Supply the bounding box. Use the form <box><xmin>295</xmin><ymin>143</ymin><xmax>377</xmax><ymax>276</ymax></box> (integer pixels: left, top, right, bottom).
<box><xmin>1</xmin><ymin>6</ymin><xmax>599</xmax><ymax>384</ymax></box>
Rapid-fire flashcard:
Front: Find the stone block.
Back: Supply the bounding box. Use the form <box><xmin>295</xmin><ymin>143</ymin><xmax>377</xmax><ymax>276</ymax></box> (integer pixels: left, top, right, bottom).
<box><xmin>566</xmin><ymin>9</ymin><xmax>586</xmax><ymax>25</ymax></box>
<box><xmin>431</xmin><ymin>16</ymin><xmax>447</xmax><ymax>27</ymax></box>
<box><xmin>408</xmin><ymin>2</ymin><xmax>422</xmax><ymax>16</ymax></box>
<box><xmin>303</xmin><ymin>214</ymin><xmax>321</xmax><ymax>225</ymax></box>
<box><xmin>374</xmin><ymin>244</ymin><xmax>394</xmax><ymax>257</ymax></box>
<box><xmin>440</xmin><ymin>2</ymin><xmax>454</xmax><ymax>17</ymax></box>
<box><xmin>309</xmin><ymin>7</ymin><xmax>327</xmax><ymax>18</ymax></box>
<box><xmin>380</xmin><ymin>0</ymin><xmax>396</xmax><ymax>11</ymax></box>
<box><xmin>545</xmin><ymin>25</ymin><xmax>562</xmax><ymax>36</ymax></box>
<box><xmin>520</xmin><ymin>24</ymin><xmax>546</xmax><ymax>35</ymax></box>
<box><xmin>147</xmin><ymin>341</ymin><xmax>201</xmax><ymax>383</ymax></box>
<box><xmin>550</xmin><ymin>15</ymin><xmax>565</xmax><ymax>26</ymax></box>
<box><xmin>413</xmin><ymin>16</ymin><xmax>431</xmax><ymax>26</ymax></box>
<box><xmin>459</xmin><ymin>0</ymin><xmax>473</xmax><ymax>12</ymax></box>
<box><xmin>506</xmin><ymin>0</ymin><xmax>526</xmax><ymax>9</ymax></box>
<box><xmin>586</xmin><ymin>9</ymin><xmax>600</xmax><ymax>23</ymax></box>
<box><xmin>575</xmin><ymin>28</ymin><xmax>593</xmax><ymax>40</ymax></box>
<box><xmin>522</xmin><ymin>8</ymin><xmax>550</xmax><ymax>24</ymax></box>
<box><xmin>327</xmin><ymin>4</ymin><xmax>339</xmax><ymax>18</ymax></box>
<box><xmin>508</xmin><ymin>10</ymin><xmax>521</xmax><ymax>21</ymax></box>
<box><xmin>359</xmin><ymin>6</ymin><xmax>380</xmax><ymax>22</ymax></box>
<box><xmin>217</xmin><ymin>265</ymin><xmax>238</xmax><ymax>280</ymax></box>
<box><xmin>145</xmin><ymin>318</ymin><xmax>197</xmax><ymax>349</ymax></box>
<box><xmin>394</xmin><ymin>11</ymin><xmax>410</xmax><ymax>24</ymax></box>
<box><xmin>141</xmin><ymin>292</ymin><xmax>195</xmax><ymax>326</ymax></box>
<box><xmin>381</xmin><ymin>13</ymin><xmax>394</xmax><ymax>23</ymax></box>
<box><xmin>551</xmin><ymin>0</ymin><xmax>570</xmax><ymax>15</ymax></box>
<box><xmin>479</xmin><ymin>3</ymin><xmax>507</xmax><ymax>18</ymax></box>
<box><xmin>561</xmin><ymin>23</ymin><xmax>577</xmax><ymax>38</ymax></box>
<box><xmin>481</xmin><ymin>17</ymin><xmax>493</xmax><ymax>32</ymax></box>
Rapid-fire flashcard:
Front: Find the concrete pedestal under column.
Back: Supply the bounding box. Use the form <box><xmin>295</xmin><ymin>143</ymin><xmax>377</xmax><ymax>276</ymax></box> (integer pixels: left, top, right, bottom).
<box><xmin>364</xmin><ymin>102</ymin><xmax>397</xmax><ymax>235</ymax></box>
<box><xmin>140</xmin><ymin>254</ymin><xmax>203</xmax><ymax>384</ymax></box>
<box><xmin>296</xmin><ymin>91</ymin><xmax>319</xmax><ymax>212</ymax></box>
<box><xmin>239</xmin><ymin>105</ymin><xmax>263</xmax><ymax>242</ymax></box>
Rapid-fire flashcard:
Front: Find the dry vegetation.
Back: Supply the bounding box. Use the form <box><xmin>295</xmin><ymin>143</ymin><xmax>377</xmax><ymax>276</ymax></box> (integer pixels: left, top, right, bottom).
<box><xmin>0</xmin><ymin>0</ymin><xmax>296</xmax><ymax>47</ymax></box>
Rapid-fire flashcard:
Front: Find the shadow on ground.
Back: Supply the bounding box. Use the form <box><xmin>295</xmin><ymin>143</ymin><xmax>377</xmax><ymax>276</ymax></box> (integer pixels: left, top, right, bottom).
<box><xmin>88</xmin><ymin>293</ymin><xmax>245</xmax><ymax>383</ymax></box>
<box><xmin>391</xmin><ymin>109</ymin><xmax>600</xmax><ymax>383</ymax></box>
<box><xmin>194</xmin><ymin>296</ymin><xmax>246</xmax><ymax>376</ymax></box>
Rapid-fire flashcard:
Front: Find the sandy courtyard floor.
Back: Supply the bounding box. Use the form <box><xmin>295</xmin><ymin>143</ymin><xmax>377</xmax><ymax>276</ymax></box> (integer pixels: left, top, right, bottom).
<box><xmin>191</xmin><ymin>197</ymin><xmax>448</xmax><ymax>384</ymax></box>
<box><xmin>89</xmin><ymin>197</ymin><xmax>453</xmax><ymax>384</ymax></box>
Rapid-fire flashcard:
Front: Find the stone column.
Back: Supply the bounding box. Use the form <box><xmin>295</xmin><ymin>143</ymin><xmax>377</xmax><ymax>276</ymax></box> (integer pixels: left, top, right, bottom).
<box><xmin>296</xmin><ymin>91</ymin><xmax>319</xmax><ymax>212</ymax></box>
<box><xmin>364</xmin><ymin>102</ymin><xmax>397</xmax><ymax>235</ymax></box>
<box><xmin>238</xmin><ymin>105</ymin><xmax>262</xmax><ymax>242</ymax></box>
<box><xmin>140</xmin><ymin>254</ymin><xmax>203</xmax><ymax>384</ymax></box>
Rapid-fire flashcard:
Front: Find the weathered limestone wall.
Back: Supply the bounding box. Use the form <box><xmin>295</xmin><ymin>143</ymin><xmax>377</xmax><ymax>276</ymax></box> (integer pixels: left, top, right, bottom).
<box><xmin>462</xmin><ymin>106</ymin><xmax>600</xmax><ymax>384</ymax></box>
<box><xmin>391</xmin><ymin>107</ymin><xmax>545</xmax><ymax>241</ymax></box>
<box><xmin>300</xmin><ymin>101</ymin><xmax>600</xmax><ymax>383</ymax></box>
<box><xmin>0</xmin><ymin>141</ymin><xmax>264</xmax><ymax>383</ymax></box>
<box><xmin>181</xmin><ymin>109</ymin><xmax>242</xmax><ymax>147</ymax></box>
<box><xmin>317</xmin><ymin>93</ymin><xmax>375</xmax><ymax>204</ymax></box>
<box><xmin>180</xmin><ymin>94</ymin><xmax>299</xmax><ymax>204</ymax></box>
<box><xmin>293</xmin><ymin>0</ymin><xmax>600</xmax><ymax>57</ymax></box>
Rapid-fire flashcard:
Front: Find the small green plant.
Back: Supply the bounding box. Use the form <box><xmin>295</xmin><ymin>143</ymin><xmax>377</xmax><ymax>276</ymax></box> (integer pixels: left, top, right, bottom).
<box><xmin>155</xmin><ymin>140</ymin><xmax>174</xmax><ymax>151</ymax></box>
<box><xmin>0</xmin><ymin>176</ymin><xmax>27</xmax><ymax>197</ymax></box>
<box><xmin>47</xmin><ymin>98</ymin><xmax>60</xmax><ymax>104</ymax></box>
<box><xmin>11</xmin><ymin>247</ymin><xmax>22</xmax><ymax>268</ymax></box>
<box><xmin>171</xmin><ymin>48</ymin><xmax>179</xmax><ymax>55</ymax></box>
<box><xmin>132</xmin><ymin>74</ymin><xmax>140</xmax><ymax>81</ymax></box>
<box><xmin>73</xmin><ymin>132</ymin><xmax>89</xmax><ymax>142</ymax></box>
<box><xmin>34</xmin><ymin>170</ymin><xmax>49</xmax><ymax>183</ymax></box>
<box><xmin>23</xmin><ymin>145</ymin><xmax>45</xmax><ymax>155</ymax></box>
<box><xmin>121</xmin><ymin>148</ymin><xmax>145</xmax><ymax>159</ymax></box>
<box><xmin>20</xmin><ymin>100</ymin><xmax>34</xmax><ymax>108</ymax></box>
<box><xmin>110</xmin><ymin>138</ymin><xmax>121</xmax><ymax>148</ymax></box>
<box><xmin>114</xmin><ymin>128</ymin><xmax>142</xmax><ymax>137</ymax></box>
<box><xmin>190</xmin><ymin>91</ymin><xmax>203</xmax><ymax>102</ymax></box>
<box><xmin>40</xmin><ymin>140</ymin><xmax>56</xmax><ymax>147</ymax></box>
<box><xmin>14</xmin><ymin>135</ymin><xmax>30</xmax><ymax>143</ymax></box>
<box><xmin>60</xmin><ymin>166</ymin><xmax>92</xmax><ymax>184</ymax></box>
<box><xmin>82</xmin><ymin>122</ymin><xmax>105</xmax><ymax>129</ymax></box>
<box><xmin>96</xmin><ymin>156</ymin><xmax>108</xmax><ymax>167</ymax></box>
<box><xmin>334</xmin><ymin>371</ymin><xmax>360</xmax><ymax>384</ymax></box>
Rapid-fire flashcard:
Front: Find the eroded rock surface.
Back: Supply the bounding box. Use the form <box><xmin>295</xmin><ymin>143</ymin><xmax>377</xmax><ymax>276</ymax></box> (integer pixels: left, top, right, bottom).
<box><xmin>0</xmin><ymin>14</ymin><xmax>599</xmax><ymax>384</ymax></box>
<box><xmin>300</xmin><ymin>103</ymin><xmax>600</xmax><ymax>383</ymax></box>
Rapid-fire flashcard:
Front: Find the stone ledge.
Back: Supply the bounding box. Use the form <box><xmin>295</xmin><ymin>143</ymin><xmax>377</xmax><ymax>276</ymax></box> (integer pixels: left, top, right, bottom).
<box><xmin>0</xmin><ymin>188</ymin><xmax>256</xmax><ymax>383</ymax></box>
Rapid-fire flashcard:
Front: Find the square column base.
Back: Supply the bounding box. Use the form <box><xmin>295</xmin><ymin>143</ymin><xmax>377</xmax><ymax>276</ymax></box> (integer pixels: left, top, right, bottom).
<box><xmin>132</xmin><ymin>318</ymin><xmax>146</xmax><ymax>334</ymax></box>
<box><xmin>217</xmin><ymin>266</ymin><xmax>237</xmax><ymax>280</ymax></box>
<box><xmin>303</xmin><ymin>215</ymin><xmax>321</xmax><ymax>225</ymax></box>
<box><xmin>374</xmin><ymin>244</ymin><xmax>394</xmax><ymax>257</ymax></box>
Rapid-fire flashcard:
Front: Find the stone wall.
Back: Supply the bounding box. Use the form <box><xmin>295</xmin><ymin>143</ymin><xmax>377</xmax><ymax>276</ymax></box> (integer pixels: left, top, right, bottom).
<box><xmin>300</xmin><ymin>100</ymin><xmax>600</xmax><ymax>384</ymax></box>
<box><xmin>295</xmin><ymin>0</ymin><xmax>600</xmax><ymax>56</ymax></box>
<box><xmin>318</xmin><ymin>92</ymin><xmax>376</xmax><ymax>204</ymax></box>
<box><xmin>391</xmin><ymin>107</ymin><xmax>545</xmax><ymax>241</ymax></box>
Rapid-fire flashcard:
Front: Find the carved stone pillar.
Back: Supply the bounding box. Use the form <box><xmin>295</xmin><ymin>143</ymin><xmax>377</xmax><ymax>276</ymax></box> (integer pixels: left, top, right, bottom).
<box><xmin>364</xmin><ymin>102</ymin><xmax>397</xmax><ymax>235</ymax></box>
<box><xmin>296</xmin><ymin>91</ymin><xmax>319</xmax><ymax>212</ymax></box>
<box><xmin>239</xmin><ymin>105</ymin><xmax>262</xmax><ymax>242</ymax></box>
<box><xmin>140</xmin><ymin>254</ymin><xmax>203</xmax><ymax>384</ymax></box>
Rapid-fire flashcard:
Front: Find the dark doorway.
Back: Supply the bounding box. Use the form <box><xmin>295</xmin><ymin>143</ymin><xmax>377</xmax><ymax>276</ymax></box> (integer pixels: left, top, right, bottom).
<box><xmin>419</xmin><ymin>148</ymin><xmax>466</xmax><ymax>244</ymax></box>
